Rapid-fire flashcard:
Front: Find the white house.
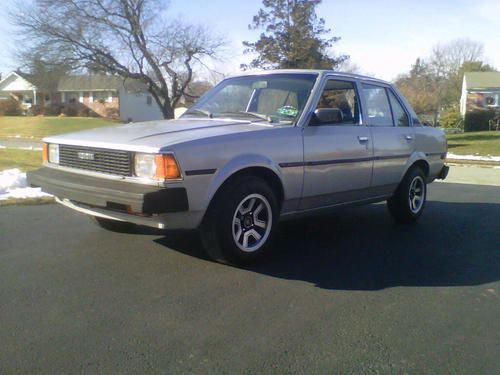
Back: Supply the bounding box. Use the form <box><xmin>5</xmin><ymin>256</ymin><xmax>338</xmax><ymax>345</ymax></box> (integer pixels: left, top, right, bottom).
<box><xmin>0</xmin><ymin>71</ymin><xmax>164</xmax><ymax>122</ymax></box>
<box><xmin>460</xmin><ymin>72</ymin><xmax>500</xmax><ymax>117</ymax></box>
<box><xmin>0</xmin><ymin>71</ymin><xmax>40</xmax><ymax>107</ymax></box>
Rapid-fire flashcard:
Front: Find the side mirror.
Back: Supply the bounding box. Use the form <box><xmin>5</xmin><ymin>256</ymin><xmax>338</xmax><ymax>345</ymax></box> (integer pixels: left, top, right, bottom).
<box><xmin>311</xmin><ymin>108</ymin><xmax>344</xmax><ymax>125</ymax></box>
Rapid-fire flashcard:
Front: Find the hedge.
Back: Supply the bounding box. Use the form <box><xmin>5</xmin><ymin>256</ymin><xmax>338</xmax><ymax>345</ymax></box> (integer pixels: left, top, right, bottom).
<box><xmin>464</xmin><ymin>109</ymin><xmax>497</xmax><ymax>132</ymax></box>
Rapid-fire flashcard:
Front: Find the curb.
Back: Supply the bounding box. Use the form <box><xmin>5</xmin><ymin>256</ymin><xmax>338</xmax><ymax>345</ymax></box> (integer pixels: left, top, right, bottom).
<box><xmin>439</xmin><ymin>164</ymin><xmax>499</xmax><ymax>187</ymax></box>
<box><xmin>446</xmin><ymin>159</ymin><xmax>500</xmax><ymax>168</ymax></box>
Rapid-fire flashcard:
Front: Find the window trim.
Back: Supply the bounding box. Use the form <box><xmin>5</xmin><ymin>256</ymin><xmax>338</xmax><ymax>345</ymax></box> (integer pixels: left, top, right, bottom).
<box><xmin>386</xmin><ymin>87</ymin><xmax>411</xmax><ymax>127</ymax></box>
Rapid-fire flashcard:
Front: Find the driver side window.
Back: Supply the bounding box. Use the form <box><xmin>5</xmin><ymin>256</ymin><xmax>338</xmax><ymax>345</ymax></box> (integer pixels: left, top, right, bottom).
<box><xmin>312</xmin><ymin>79</ymin><xmax>360</xmax><ymax>126</ymax></box>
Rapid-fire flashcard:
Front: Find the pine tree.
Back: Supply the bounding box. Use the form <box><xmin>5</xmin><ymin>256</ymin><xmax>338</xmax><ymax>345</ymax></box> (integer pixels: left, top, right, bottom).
<box><xmin>243</xmin><ymin>0</ymin><xmax>348</xmax><ymax>70</ymax></box>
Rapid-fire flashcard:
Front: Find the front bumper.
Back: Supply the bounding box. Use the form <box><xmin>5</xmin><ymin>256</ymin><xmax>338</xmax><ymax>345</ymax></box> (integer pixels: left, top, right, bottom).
<box><xmin>27</xmin><ymin>167</ymin><xmax>189</xmax><ymax>215</ymax></box>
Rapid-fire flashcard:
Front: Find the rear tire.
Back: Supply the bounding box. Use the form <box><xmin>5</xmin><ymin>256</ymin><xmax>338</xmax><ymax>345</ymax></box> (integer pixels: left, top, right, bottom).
<box><xmin>200</xmin><ymin>176</ymin><xmax>279</xmax><ymax>265</ymax></box>
<box><xmin>92</xmin><ymin>216</ymin><xmax>138</xmax><ymax>233</ymax></box>
<box><xmin>387</xmin><ymin>167</ymin><xmax>427</xmax><ymax>224</ymax></box>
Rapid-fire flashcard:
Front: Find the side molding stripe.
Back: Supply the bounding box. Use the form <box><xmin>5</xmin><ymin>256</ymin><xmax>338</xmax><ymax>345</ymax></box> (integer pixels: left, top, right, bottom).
<box><xmin>279</xmin><ymin>154</ymin><xmax>412</xmax><ymax>168</ymax></box>
<box><xmin>185</xmin><ymin>169</ymin><xmax>217</xmax><ymax>176</ymax></box>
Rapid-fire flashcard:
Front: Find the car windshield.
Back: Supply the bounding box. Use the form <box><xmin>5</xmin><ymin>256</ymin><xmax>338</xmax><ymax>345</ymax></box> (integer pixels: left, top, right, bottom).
<box><xmin>183</xmin><ymin>73</ymin><xmax>318</xmax><ymax>124</ymax></box>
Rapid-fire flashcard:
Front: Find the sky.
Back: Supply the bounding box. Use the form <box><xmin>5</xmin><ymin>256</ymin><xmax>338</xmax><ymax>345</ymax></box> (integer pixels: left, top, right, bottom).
<box><xmin>1</xmin><ymin>0</ymin><xmax>499</xmax><ymax>81</ymax></box>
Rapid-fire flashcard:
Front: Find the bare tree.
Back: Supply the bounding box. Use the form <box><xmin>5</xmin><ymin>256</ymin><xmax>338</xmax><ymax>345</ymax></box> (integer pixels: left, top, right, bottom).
<box><xmin>430</xmin><ymin>39</ymin><xmax>484</xmax><ymax>77</ymax></box>
<box><xmin>10</xmin><ymin>0</ymin><xmax>227</xmax><ymax>119</ymax></box>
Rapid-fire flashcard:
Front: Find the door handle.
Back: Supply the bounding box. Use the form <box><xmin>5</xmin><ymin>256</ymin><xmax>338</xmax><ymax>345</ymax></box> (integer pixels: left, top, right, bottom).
<box><xmin>405</xmin><ymin>135</ymin><xmax>414</xmax><ymax>141</ymax></box>
<box><xmin>358</xmin><ymin>136</ymin><xmax>369</xmax><ymax>142</ymax></box>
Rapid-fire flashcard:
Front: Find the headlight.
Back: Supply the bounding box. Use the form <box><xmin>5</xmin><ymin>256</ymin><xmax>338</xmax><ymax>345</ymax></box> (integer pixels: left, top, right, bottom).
<box><xmin>48</xmin><ymin>144</ymin><xmax>59</xmax><ymax>164</ymax></box>
<box><xmin>134</xmin><ymin>153</ymin><xmax>181</xmax><ymax>180</ymax></box>
<box><xmin>134</xmin><ymin>153</ymin><xmax>157</xmax><ymax>178</ymax></box>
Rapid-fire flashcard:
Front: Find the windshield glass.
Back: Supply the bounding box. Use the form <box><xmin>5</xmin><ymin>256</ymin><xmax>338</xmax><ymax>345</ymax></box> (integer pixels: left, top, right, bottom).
<box><xmin>183</xmin><ymin>73</ymin><xmax>318</xmax><ymax>124</ymax></box>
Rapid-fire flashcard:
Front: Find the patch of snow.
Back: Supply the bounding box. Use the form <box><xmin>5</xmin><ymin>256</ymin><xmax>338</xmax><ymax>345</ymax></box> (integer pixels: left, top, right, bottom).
<box><xmin>447</xmin><ymin>153</ymin><xmax>500</xmax><ymax>162</ymax></box>
<box><xmin>0</xmin><ymin>145</ymin><xmax>5</xmax><ymax>149</ymax></box>
<box><xmin>0</xmin><ymin>169</ymin><xmax>52</xmax><ymax>201</ymax></box>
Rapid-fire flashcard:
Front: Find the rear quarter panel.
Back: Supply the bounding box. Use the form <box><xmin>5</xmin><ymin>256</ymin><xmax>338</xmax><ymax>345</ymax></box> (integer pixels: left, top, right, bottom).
<box><xmin>413</xmin><ymin>126</ymin><xmax>447</xmax><ymax>180</ymax></box>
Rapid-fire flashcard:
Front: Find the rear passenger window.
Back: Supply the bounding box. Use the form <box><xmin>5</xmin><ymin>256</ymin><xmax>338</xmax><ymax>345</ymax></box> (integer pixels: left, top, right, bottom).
<box><xmin>361</xmin><ymin>84</ymin><xmax>392</xmax><ymax>126</ymax></box>
<box><xmin>388</xmin><ymin>90</ymin><xmax>409</xmax><ymax>127</ymax></box>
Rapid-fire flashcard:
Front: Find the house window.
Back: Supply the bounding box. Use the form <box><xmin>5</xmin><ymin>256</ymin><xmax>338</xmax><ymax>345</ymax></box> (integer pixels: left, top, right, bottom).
<box><xmin>147</xmin><ymin>95</ymin><xmax>152</xmax><ymax>106</ymax></box>
<box><xmin>94</xmin><ymin>91</ymin><xmax>109</xmax><ymax>103</ymax></box>
<box><xmin>484</xmin><ymin>94</ymin><xmax>499</xmax><ymax>107</ymax></box>
<box><xmin>65</xmin><ymin>92</ymin><xmax>78</xmax><ymax>104</ymax></box>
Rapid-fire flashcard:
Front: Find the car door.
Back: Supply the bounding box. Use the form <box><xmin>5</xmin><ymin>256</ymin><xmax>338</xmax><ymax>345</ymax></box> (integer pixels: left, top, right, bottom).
<box><xmin>360</xmin><ymin>83</ymin><xmax>414</xmax><ymax>193</ymax></box>
<box><xmin>300</xmin><ymin>78</ymin><xmax>373</xmax><ymax>210</ymax></box>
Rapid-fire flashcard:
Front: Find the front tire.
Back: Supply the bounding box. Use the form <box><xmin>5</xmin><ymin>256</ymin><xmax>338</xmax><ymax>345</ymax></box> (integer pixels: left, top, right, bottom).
<box><xmin>387</xmin><ymin>167</ymin><xmax>427</xmax><ymax>223</ymax></box>
<box><xmin>200</xmin><ymin>176</ymin><xmax>279</xmax><ymax>265</ymax></box>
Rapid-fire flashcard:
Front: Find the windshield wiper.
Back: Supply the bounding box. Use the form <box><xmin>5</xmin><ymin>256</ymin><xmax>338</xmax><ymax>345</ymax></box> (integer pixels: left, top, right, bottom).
<box><xmin>184</xmin><ymin>109</ymin><xmax>213</xmax><ymax>118</ymax></box>
<box><xmin>219</xmin><ymin>111</ymin><xmax>273</xmax><ymax>123</ymax></box>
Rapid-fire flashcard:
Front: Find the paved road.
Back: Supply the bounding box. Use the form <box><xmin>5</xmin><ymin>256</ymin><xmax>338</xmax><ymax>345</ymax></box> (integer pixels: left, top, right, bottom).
<box><xmin>1</xmin><ymin>183</ymin><xmax>499</xmax><ymax>374</ymax></box>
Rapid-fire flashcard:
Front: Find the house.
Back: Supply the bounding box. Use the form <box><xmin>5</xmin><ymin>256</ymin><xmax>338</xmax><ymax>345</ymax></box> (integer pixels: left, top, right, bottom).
<box><xmin>460</xmin><ymin>72</ymin><xmax>500</xmax><ymax>131</ymax></box>
<box><xmin>0</xmin><ymin>71</ymin><xmax>39</xmax><ymax>107</ymax></box>
<box><xmin>0</xmin><ymin>71</ymin><xmax>164</xmax><ymax>122</ymax></box>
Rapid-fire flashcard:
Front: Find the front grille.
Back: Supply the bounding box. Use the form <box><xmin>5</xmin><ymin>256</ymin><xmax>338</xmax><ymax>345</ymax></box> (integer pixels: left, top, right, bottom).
<box><xmin>59</xmin><ymin>145</ymin><xmax>133</xmax><ymax>176</ymax></box>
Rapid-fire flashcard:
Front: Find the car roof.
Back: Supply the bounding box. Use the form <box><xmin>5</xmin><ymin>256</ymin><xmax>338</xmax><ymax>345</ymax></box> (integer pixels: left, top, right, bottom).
<box><xmin>228</xmin><ymin>69</ymin><xmax>391</xmax><ymax>86</ymax></box>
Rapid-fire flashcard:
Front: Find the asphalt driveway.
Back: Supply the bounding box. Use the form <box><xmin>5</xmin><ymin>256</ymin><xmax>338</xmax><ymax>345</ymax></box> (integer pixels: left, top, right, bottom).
<box><xmin>0</xmin><ymin>182</ymin><xmax>499</xmax><ymax>374</ymax></box>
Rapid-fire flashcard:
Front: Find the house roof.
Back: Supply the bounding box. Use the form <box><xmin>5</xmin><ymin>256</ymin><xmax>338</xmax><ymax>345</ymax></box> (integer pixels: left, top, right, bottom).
<box><xmin>0</xmin><ymin>71</ymin><xmax>37</xmax><ymax>91</ymax></box>
<box><xmin>464</xmin><ymin>72</ymin><xmax>500</xmax><ymax>90</ymax></box>
<box><xmin>14</xmin><ymin>70</ymin><xmax>36</xmax><ymax>84</ymax></box>
<box><xmin>57</xmin><ymin>75</ymin><xmax>126</xmax><ymax>91</ymax></box>
<box><xmin>1</xmin><ymin>71</ymin><xmax>149</xmax><ymax>93</ymax></box>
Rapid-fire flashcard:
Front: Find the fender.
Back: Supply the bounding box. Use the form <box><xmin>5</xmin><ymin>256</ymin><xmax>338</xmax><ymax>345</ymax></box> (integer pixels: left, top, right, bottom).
<box><xmin>401</xmin><ymin>151</ymin><xmax>429</xmax><ymax>179</ymax></box>
<box><xmin>205</xmin><ymin>153</ymin><xmax>285</xmax><ymax>208</ymax></box>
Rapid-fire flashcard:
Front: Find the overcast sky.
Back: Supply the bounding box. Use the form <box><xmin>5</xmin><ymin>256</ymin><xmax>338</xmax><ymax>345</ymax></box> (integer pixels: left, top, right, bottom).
<box><xmin>1</xmin><ymin>0</ymin><xmax>499</xmax><ymax>81</ymax></box>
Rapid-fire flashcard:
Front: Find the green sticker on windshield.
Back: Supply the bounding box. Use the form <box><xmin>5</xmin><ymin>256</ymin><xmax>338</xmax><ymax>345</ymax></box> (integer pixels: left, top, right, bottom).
<box><xmin>277</xmin><ymin>106</ymin><xmax>298</xmax><ymax>117</ymax></box>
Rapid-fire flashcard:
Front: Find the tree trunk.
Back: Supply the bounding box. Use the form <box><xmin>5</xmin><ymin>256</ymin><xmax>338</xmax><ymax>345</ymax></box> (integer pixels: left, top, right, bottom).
<box><xmin>161</xmin><ymin>100</ymin><xmax>175</xmax><ymax>119</ymax></box>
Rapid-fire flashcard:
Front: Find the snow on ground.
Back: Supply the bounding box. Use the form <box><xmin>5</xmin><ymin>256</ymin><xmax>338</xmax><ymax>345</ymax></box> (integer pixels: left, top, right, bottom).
<box><xmin>447</xmin><ymin>153</ymin><xmax>500</xmax><ymax>162</ymax></box>
<box><xmin>0</xmin><ymin>169</ymin><xmax>52</xmax><ymax>201</ymax></box>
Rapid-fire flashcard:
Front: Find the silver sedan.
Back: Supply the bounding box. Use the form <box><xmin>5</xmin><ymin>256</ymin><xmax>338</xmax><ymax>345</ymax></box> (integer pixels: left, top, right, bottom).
<box><xmin>28</xmin><ymin>70</ymin><xmax>449</xmax><ymax>265</ymax></box>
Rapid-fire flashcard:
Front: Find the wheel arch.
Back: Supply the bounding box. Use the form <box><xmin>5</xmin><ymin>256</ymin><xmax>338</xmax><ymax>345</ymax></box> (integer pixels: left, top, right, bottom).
<box><xmin>403</xmin><ymin>152</ymin><xmax>430</xmax><ymax>179</ymax></box>
<box><xmin>209</xmin><ymin>166</ymin><xmax>285</xmax><ymax>209</ymax></box>
<box><xmin>410</xmin><ymin>159</ymin><xmax>429</xmax><ymax>177</ymax></box>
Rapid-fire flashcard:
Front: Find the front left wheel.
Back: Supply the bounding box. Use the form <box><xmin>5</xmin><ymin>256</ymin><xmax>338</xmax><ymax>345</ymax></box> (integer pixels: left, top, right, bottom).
<box><xmin>200</xmin><ymin>176</ymin><xmax>279</xmax><ymax>265</ymax></box>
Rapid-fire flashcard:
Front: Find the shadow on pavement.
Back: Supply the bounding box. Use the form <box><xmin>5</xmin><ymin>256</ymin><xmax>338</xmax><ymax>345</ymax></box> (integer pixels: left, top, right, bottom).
<box><xmin>155</xmin><ymin>201</ymin><xmax>500</xmax><ymax>290</ymax></box>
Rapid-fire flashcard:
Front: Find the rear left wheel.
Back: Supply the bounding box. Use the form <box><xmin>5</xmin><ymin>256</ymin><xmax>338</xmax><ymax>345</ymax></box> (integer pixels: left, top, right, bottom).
<box><xmin>387</xmin><ymin>167</ymin><xmax>427</xmax><ymax>223</ymax></box>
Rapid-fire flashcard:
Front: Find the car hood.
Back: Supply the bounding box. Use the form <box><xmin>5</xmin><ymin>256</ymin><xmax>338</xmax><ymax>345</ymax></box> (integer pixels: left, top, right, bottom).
<box><xmin>44</xmin><ymin>118</ymin><xmax>274</xmax><ymax>152</ymax></box>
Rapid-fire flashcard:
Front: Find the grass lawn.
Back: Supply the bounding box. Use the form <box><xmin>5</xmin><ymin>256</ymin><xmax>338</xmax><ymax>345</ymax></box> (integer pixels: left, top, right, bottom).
<box><xmin>0</xmin><ymin>116</ymin><xmax>116</xmax><ymax>140</ymax></box>
<box><xmin>0</xmin><ymin>148</ymin><xmax>42</xmax><ymax>171</ymax></box>
<box><xmin>446</xmin><ymin>131</ymin><xmax>500</xmax><ymax>156</ymax></box>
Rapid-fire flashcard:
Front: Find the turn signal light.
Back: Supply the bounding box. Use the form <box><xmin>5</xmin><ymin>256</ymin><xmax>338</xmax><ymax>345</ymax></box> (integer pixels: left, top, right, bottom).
<box><xmin>42</xmin><ymin>143</ymin><xmax>48</xmax><ymax>162</ymax></box>
<box><xmin>155</xmin><ymin>154</ymin><xmax>181</xmax><ymax>180</ymax></box>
